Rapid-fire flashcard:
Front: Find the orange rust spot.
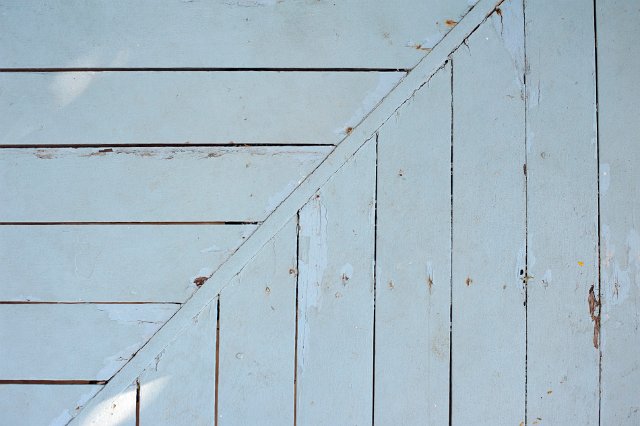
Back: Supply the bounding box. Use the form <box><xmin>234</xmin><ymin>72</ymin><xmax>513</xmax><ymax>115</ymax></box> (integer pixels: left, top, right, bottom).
<box><xmin>345</xmin><ymin>127</ymin><xmax>354</xmax><ymax>135</ymax></box>
<box><xmin>465</xmin><ymin>277</ymin><xmax>473</xmax><ymax>286</ymax></box>
<box><xmin>445</xmin><ymin>19</ymin><xmax>458</xmax><ymax>28</ymax></box>
<box><xmin>588</xmin><ymin>285</ymin><xmax>601</xmax><ymax>349</ymax></box>
<box><xmin>495</xmin><ymin>7</ymin><xmax>502</xmax><ymax>17</ymax></box>
<box><xmin>193</xmin><ymin>276</ymin><xmax>209</xmax><ymax>287</ymax></box>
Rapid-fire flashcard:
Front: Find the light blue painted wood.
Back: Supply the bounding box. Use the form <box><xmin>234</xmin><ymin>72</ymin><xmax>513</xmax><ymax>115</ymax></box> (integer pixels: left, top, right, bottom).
<box><xmin>0</xmin><ymin>304</ymin><xmax>177</xmax><ymax>380</ymax></box>
<box><xmin>374</xmin><ymin>63</ymin><xmax>451</xmax><ymax>425</ymax></box>
<box><xmin>76</xmin><ymin>382</ymin><xmax>137</xmax><ymax>426</ymax></box>
<box><xmin>0</xmin><ymin>0</ymin><xmax>476</xmax><ymax>69</ymax></box>
<box><xmin>0</xmin><ymin>146</ymin><xmax>330</xmax><ymax>222</ymax></box>
<box><xmin>525</xmin><ymin>1</ymin><xmax>599</xmax><ymax>424</ymax></box>
<box><xmin>451</xmin><ymin>1</ymin><xmax>526</xmax><ymax>424</ymax></box>
<box><xmin>296</xmin><ymin>140</ymin><xmax>375</xmax><ymax>425</ymax></box>
<box><xmin>0</xmin><ymin>71</ymin><xmax>403</xmax><ymax>145</ymax></box>
<box><xmin>217</xmin><ymin>218</ymin><xmax>297</xmax><ymax>425</ymax></box>
<box><xmin>0</xmin><ymin>224</ymin><xmax>255</xmax><ymax>302</ymax></box>
<box><xmin>0</xmin><ymin>385</ymin><xmax>102</xmax><ymax>426</ymax></box>
<box><xmin>597</xmin><ymin>1</ymin><xmax>640</xmax><ymax>424</ymax></box>
<box><xmin>137</xmin><ymin>301</ymin><xmax>217</xmax><ymax>425</ymax></box>
<box><xmin>67</xmin><ymin>3</ymin><xmax>531</xmax><ymax>422</ymax></box>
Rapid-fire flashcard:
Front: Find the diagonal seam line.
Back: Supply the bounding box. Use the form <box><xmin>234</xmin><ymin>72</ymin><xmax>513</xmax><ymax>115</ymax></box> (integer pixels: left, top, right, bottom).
<box><xmin>68</xmin><ymin>0</ymin><xmax>504</xmax><ymax>423</ymax></box>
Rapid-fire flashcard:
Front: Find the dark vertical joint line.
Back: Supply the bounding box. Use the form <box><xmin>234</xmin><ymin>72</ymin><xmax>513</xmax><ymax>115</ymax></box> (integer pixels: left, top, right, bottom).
<box><xmin>135</xmin><ymin>379</ymin><xmax>141</xmax><ymax>426</ymax></box>
<box><xmin>522</xmin><ymin>1</ymin><xmax>529</xmax><ymax>425</ymax></box>
<box><xmin>294</xmin><ymin>211</ymin><xmax>300</xmax><ymax>426</ymax></box>
<box><xmin>214</xmin><ymin>297</ymin><xmax>221</xmax><ymax>426</ymax></box>
<box><xmin>592</xmin><ymin>1</ymin><xmax>603</xmax><ymax>424</ymax></box>
<box><xmin>448</xmin><ymin>57</ymin><xmax>454</xmax><ymax>426</ymax></box>
<box><xmin>371</xmin><ymin>132</ymin><xmax>379</xmax><ymax>426</ymax></box>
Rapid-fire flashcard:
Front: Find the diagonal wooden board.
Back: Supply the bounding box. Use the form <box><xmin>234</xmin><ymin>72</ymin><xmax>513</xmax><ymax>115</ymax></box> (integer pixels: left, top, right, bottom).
<box><xmin>69</xmin><ymin>0</ymin><xmax>505</xmax><ymax>422</ymax></box>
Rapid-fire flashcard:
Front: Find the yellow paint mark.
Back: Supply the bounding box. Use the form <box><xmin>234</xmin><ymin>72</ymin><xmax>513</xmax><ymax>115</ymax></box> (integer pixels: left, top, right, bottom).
<box><xmin>578</xmin><ymin>261</ymin><xmax>584</xmax><ymax>267</ymax></box>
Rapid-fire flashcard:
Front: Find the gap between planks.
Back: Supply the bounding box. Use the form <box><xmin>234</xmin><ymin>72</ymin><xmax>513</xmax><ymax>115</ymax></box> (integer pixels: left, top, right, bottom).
<box><xmin>0</xmin><ymin>222</ymin><xmax>260</xmax><ymax>226</ymax></box>
<box><xmin>0</xmin><ymin>143</ymin><xmax>335</xmax><ymax>149</ymax></box>
<box><xmin>67</xmin><ymin>1</ymin><xmax>507</xmax><ymax>422</ymax></box>
<box><xmin>0</xmin><ymin>68</ymin><xmax>410</xmax><ymax>73</ymax></box>
<box><xmin>0</xmin><ymin>380</ymin><xmax>107</xmax><ymax>385</ymax></box>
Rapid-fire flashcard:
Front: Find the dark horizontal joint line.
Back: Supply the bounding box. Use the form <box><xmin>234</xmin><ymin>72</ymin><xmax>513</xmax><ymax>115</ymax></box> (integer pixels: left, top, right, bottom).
<box><xmin>0</xmin><ymin>67</ymin><xmax>410</xmax><ymax>73</ymax></box>
<box><xmin>0</xmin><ymin>221</ymin><xmax>261</xmax><ymax>226</ymax></box>
<box><xmin>0</xmin><ymin>143</ymin><xmax>336</xmax><ymax>149</ymax></box>
<box><xmin>0</xmin><ymin>301</ymin><xmax>182</xmax><ymax>305</ymax></box>
<box><xmin>0</xmin><ymin>380</ymin><xmax>108</xmax><ymax>385</ymax></box>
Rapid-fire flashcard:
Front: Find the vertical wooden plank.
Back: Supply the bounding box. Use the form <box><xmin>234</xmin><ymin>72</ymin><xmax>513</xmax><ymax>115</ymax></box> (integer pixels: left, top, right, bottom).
<box><xmin>77</xmin><ymin>382</ymin><xmax>137</xmax><ymax>426</ymax></box>
<box><xmin>597</xmin><ymin>1</ymin><xmax>640</xmax><ymax>423</ymax></box>
<box><xmin>138</xmin><ymin>300</ymin><xmax>217</xmax><ymax>425</ymax></box>
<box><xmin>0</xmin><ymin>385</ymin><xmax>101</xmax><ymax>426</ymax></box>
<box><xmin>217</xmin><ymin>218</ymin><xmax>297</xmax><ymax>425</ymax></box>
<box><xmin>296</xmin><ymin>140</ymin><xmax>375</xmax><ymax>425</ymax></box>
<box><xmin>374</xmin><ymin>63</ymin><xmax>451</xmax><ymax>424</ymax></box>
<box><xmin>525</xmin><ymin>1</ymin><xmax>600</xmax><ymax>424</ymax></box>
<box><xmin>451</xmin><ymin>1</ymin><xmax>526</xmax><ymax>424</ymax></box>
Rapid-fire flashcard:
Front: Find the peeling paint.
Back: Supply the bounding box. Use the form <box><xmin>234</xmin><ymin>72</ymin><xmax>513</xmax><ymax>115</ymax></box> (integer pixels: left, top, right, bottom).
<box><xmin>49</xmin><ymin>387</ymin><xmax>101</xmax><ymax>426</ymax></box>
<box><xmin>491</xmin><ymin>0</ymin><xmax>525</xmax><ymax>89</ymax></box>
<box><xmin>335</xmin><ymin>72</ymin><xmax>404</xmax><ymax>135</ymax></box>
<box><xmin>265</xmin><ymin>179</ymin><xmax>301</xmax><ymax>215</ymax></box>
<box><xmin>297</xmin><ymin>195</ymin><xmax>328</xmax><ymax>375</ymax></box>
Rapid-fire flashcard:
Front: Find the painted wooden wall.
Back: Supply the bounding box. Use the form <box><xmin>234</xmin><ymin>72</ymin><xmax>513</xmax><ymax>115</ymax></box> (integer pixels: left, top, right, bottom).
<box><xmin>0</xmin><ymin>0</ymin><xmax>638</xmax><ymax>425</ymax></box>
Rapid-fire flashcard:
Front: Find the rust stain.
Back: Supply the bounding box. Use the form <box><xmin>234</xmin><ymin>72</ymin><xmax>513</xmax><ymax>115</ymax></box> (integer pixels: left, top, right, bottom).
<box><xmin>495</xmin><ymin>7</ymin><xmax>502</xmax><ymax>17</ymax></box>
<box><xmin>547</xmin><ymin>390</ymin><xmax>553</xmax><ymax>395</ymax></box>
<box><xmin>413</xmin><ymin>43</ymin><xmax>431</xmax><ymax>51</ymax></box>
<box><xmin>588</xmin><ymin>284</ymin><xmax>601</xmax><ymax>349</ymax></box>
<box><xmin>427</xmin><ymin>275</ymin><xmax>433</xmax><ymax>293</ymax></box>
<box><xmin>445</xmin><ymin>19</ymin><xmax>458</xmax><ymax>28</ymax></box>
<box><xmin>193</xmin><ymin>276</ymin><xmax>209</xmax><ymax>287</ymax></box>
<box><xmin>465</xmin><ymin>276</ymin><xmax>473</xmax><ymax>286</ymax></box>
<box><xmin>345</xmin><ymin>127</ymin><xmax>354</xmax><ymax>135</ymax></box>
<box><xmin>578</xmin><ymin>261</ymin><xmax>585</xmax><ymax>267</ymax></box>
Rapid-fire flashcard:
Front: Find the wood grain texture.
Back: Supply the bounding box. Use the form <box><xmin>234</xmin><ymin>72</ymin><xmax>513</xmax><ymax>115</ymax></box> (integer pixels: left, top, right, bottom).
<box><xmin>374</xmin><ymin>63</ymin><xmax>451</xmax><ymax>425</ymax></box>
<box><xmin>0</xmin><ymin>146</ymin><xmax>330</xmax><ymax>222</ymax></box>
<box><xmin>0</xmin><ymin>224</ymin><xmax>255</xmax><ymax>302</ymax></box>
<box><xmin>0</xmin><ymin>72</ymin><xmax>403</xmax><ymax>145</ymax></box>
<box><xmin>0</xmin><ymin>304</ymin><xmax>177</xmax><ymax>380</ymax></box>
<box><xmin>0</xmin><ymin>384</ymin><xmax>102</xmax><ymax>426</ymax></box>
<box><xmin>296</xmin><ymin>140</ymin><xmax>375</xmax><ymax>425</ymax></box>
<box><xmin>138</xmin><ymin>301</ymin><xmax>217</xmax><ymax>425</ymax></box>
<box><xmin>597</xmin><ymin>1</ymin><xmax>640</xmax><ymax>424</ymax></box>
<box><xmin>67</xmin><ymin>3</ymin><xmax>516</xmax><ymax>421</ymax></box>
<box><xmin>0</xmin><ymin>0</ymin><xmax>477</xmax><ymax>69</ymax></box>
<box><xmin>217</xmin><ymin>218</ymin><xmax>297</xmax><ymax>425</ymax></box>
<box><xmin>451</xmin><ymin>1</ymin><xmax>526</xmax><ymax>424</ymax></box>
<box><xmin>525</xmin><ymin>1</ymin><xmax>599</xmax><ymax>425</ymax></box>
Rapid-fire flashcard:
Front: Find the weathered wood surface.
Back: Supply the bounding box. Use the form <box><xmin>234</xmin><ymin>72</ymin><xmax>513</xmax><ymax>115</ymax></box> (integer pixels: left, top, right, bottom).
<box><xmin>451</xmin><ymin>2</ymin><xmax>526</xmax><ymax>424</ymax></box>
<box><xmin>138</xmin><ymin>301</ymin><xmax>217</xmax><ymax>425</ymax></box>
<box><xmin>0</xmin><ymin>146</ymin><xmax>330</xmax><ymax>222</ymax></box>
<box><xmin>0</xmin><ymin>384</ymin><xmax>102</xmax><ymax>426</ymax></box>
<box><xmin>0</xmin><ymin>224</ymin><xmax>255</xmax><ymax>302</ymax></box>
<box><xmin>374</xmin><ymin>63</ymin><xmax>451</xmax><ymax>425</ymax></box>
<box><xmin>296</xmin><ymin>140</ymin><xmax>375</xmax><ymax>424</ymax></box>
<box><xmin>525</xmin><ymin>1</ymin><xmax>600</xmax><ymax>424</ymax></box>
<box><xmin>217</xmin><ymin>218</ymin><xmax>297</xmax><ymax>424</ymax></box>
<box><xmin>0</xmin><ymin>72</ymin><xmax>403</xmax><ymax>145</ymax></box>
<box><xmin>597</xmin><ymin>0</ymin><xmax>640</xmax><ymax>424</ymax></box>
<box><xmin>67</xmin><ymin>3</ymin><xmax>509</xmax><ymax>423</ymax></box>
<box><xmin>77</xmin><ymin>382</ymin><xmax>137</xmax><ymax>426</ymax></box>
<box><xmin>0</xmin><ymin>304</ymin><xmax>177</xmax><ymax>380</ymax></box>
<box><xmin>0</xmin><ymin>0</ymin><xmax>477</xmax><ymax>69</ymax></box>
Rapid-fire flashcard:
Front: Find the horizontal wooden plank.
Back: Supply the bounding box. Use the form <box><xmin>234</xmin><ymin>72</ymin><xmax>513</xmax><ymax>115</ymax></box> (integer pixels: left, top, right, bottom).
<box><xmin>0</xmin><ymin>224</ymin><xmax>255</xmax><ymax>302</ymax></box>
<box><xmin>0</xmin><ymin>146</ymin><xmax>331</xmax><ymax>222</ymax></box>
<box><xmin>0</xmin><ymin>384</ymin><xmax>103</xmax><ymax>426</ymax></box>
<box><xmin>0</xmin><ymin>304</ymin><xmax>177</xmax><ymax>380</ymax></box>
<box><xmin>0</xmin><ymin>72</ymin><xmax>403</xmax><ymax>145</ymax></box>
<box><xmin>0</xmin><ymin>0</ymin><xmax>476</xmax><ymax>69</ymax></box>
